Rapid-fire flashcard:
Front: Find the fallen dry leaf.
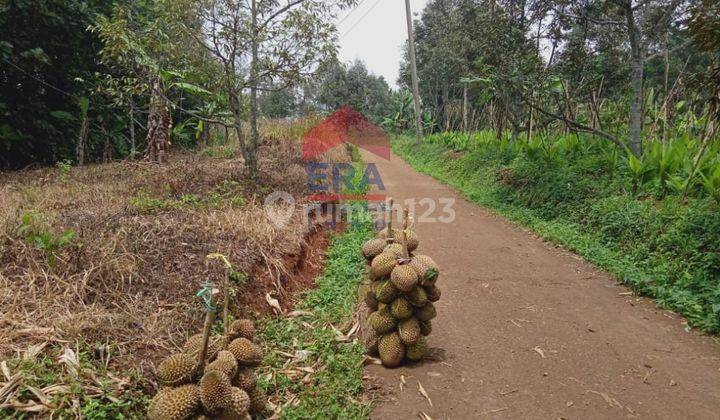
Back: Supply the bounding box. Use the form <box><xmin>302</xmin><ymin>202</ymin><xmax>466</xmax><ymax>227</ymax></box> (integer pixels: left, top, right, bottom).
<box><xmin>265</xmin><ymin>293</ymin><xmax>283</xmax><ymax>314</ymax></box>
<box><xmin>532</xmin><ymin>346</ymin><xmax>546</xmax><ymax>358</ymax></box>
<box><xmin>418</xmin><ymin>381</ymin><xmax>433</xmax><ymax>407</ymax></box>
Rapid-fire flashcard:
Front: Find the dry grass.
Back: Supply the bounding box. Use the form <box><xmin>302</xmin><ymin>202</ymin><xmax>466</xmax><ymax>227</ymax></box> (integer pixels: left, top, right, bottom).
<box><xmin>0</xmin><ymin>116</ymin><xmax>351</xmax><ymax>415</ymax></box>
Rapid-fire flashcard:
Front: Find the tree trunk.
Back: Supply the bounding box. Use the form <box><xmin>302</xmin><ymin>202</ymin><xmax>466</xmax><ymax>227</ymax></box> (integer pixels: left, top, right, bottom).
<box><xmin>129</xmin><ymin>102</ymin><xmax>136</xmax><ymax>158</ymax></box>
<box><xmin>102</xmin><ymin>122</ymin><xmax>112</xmax><ymax>164</ymax></box>
<box><xmin>76</xmin><ymin>113</ymin><xmax>88</xmax><ymax>166</ymax></box>
<box><xmin>623</xmin><ymin>0</ymin><xmax>644</xmax><ymax>156</ymax></box>
<box><xmin>462</xmin><ymin>84</ymin><xmax>468</xmax><ymax>133</ymax></box>
<box><xmin>247</xmin><ymin>0</ymin><xmax>260</xmax><ymax>179</ymax></box>
<box><xmin>146</xmin><ymin>76</ymin><xmax>170</xmax><ymax>164</ymax></box>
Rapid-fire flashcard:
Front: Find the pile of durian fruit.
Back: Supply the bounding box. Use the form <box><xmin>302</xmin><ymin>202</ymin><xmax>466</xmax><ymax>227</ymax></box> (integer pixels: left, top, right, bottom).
<box><xmin>362</xmin><ymin>207</ymin><xmax>440</xmax><ymax>368</ymax></box>
<box><xmin>148</xmin><ymin>319</ymin><xmax>268</xmax><ymax>420</ymax></box>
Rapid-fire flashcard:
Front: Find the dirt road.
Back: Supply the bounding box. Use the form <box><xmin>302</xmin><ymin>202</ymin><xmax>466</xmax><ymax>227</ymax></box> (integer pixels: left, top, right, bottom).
<box><xmin>362</xmin><ymin>150</ymin><xmax>720</xmax><ymax>419</ymax></box>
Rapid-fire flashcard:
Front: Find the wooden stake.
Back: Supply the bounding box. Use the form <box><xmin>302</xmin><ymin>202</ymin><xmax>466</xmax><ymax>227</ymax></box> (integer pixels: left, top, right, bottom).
<box><xmin>223</xmin><ymin>269</ymin><xmax>230</xmax><ymax>336</ymax></box>
<box><xmin>197</xmin><ymin>304</ymin><xmax>217</xmax><ymax>372</ymax></box>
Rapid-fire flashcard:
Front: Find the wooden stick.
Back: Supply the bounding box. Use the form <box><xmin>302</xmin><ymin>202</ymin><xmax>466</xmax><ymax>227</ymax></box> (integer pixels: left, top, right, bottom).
<box><xmin>223</xmin><ymin>269</ymin><xmax>230</xmax><ymax>336</ymax></box>
<box><xmin>197</xmin><ymin>306</ymin><xmax>217</xmax><ymax>372</ymax></box>
<box><xmin>386</xmin><ymin>198</ymin><xmax>394</xmax><ymax>242</ymax></box>
<box><xmin>401</xmin><ymin>208</ymin><xmax>410</xmax><ymax>258</ymax></box>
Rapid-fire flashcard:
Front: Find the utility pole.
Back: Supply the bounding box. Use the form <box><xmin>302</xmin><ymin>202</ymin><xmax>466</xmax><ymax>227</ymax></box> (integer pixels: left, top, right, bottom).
<box><xmin>404</xmin><ymin>0</ymin><xmax>423</xmax><ymax>144</ymax></box>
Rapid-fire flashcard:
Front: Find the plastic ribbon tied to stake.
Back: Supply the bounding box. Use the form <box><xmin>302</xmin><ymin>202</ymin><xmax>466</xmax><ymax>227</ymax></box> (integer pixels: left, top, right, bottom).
<box><xmin>196</xmin><ymin>281</ymin><xmax>216</xmax><ymax>312</ymax></box>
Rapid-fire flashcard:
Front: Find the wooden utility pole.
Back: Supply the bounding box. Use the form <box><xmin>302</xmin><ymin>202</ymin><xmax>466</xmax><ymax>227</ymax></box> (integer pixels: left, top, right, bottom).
<box><xmin>404</xmin><ymin>0</ymin><xmax>424</xmax><ymax>143</ymax></box>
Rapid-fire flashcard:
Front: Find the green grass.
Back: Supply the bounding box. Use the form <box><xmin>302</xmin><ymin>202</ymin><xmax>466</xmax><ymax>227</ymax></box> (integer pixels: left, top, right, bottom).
<box><xmin>393</xmin><ymin>133</ymin><xmax>720</xmax><ymax>333</ymax></box>
<box><xmin>258</xmin><ymin>207</ymin><xmax>374</xmax><ymax>419</ymax></box>
<box><xmin>0</xmin><ymin>344</ymin><xmax>149</xmax><ymax>419</ymax></box>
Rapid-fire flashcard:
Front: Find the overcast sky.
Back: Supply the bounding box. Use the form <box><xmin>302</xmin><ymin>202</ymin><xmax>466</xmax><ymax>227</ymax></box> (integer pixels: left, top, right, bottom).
<box><xmin>335</xmin><ymin>0</ymin><xmax>430</xmax><ymax>89</ymax></box>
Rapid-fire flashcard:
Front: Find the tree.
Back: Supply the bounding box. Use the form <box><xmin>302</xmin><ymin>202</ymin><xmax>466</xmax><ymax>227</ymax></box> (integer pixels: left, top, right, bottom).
<box><xmin>196</xmin><ymin>0</ymin><xmax>355</xmax><ymax>178</ymax></box>
<box><xmin>314</xmin><ymin>60</ymin><xmax>393</xmax><ymax>122</ymax></box>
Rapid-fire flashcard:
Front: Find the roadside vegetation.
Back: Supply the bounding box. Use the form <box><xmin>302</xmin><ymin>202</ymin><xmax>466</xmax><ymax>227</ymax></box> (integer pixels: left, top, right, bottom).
<box><xmin>259</xmin><ymin>207</ymin><xmax>373</xmax><ymax>419</ymax></box>
<box><xmin>394</xmin><ymin>132</ymin><xmax>720</xmax><ymax>333</ymax></box>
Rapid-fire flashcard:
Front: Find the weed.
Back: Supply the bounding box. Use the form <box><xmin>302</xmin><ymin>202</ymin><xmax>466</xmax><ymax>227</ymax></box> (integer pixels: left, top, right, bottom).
<box><xmin>16</xmin><ymin>211</ymin><xmax>75</xmax><ymax>266</ymax></box>
<box><xmin>56</xmin><ymin>159</ymin><xmax>73</xmax><ymax>181</ymax></box>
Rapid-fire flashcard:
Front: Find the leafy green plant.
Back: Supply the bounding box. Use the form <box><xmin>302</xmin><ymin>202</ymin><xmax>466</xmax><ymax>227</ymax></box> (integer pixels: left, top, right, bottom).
<box><xmin>700</xmin><ymin>164</ymin><xmax>720</xmax><ymax>205</ymax></box>
<box><xmin>16</xmin><ymin>212</ymin><xmax>75</xmax><ymax>266</ymax></box>
<box><xmin>56</xmin><ymin>159</ymin><xmax>73</xmax><ymax>181</ymax></box>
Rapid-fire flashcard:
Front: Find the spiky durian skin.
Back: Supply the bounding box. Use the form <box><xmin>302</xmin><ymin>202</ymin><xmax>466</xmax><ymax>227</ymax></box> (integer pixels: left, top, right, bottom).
<box><xmin>232</xmin><ymin>367</ymin><xmax>258</xmax><ymax>391</ymax></box>
<box><xmin>199</xmin><ymin>370</ymin><xmax>232</xmax><ymax>414</ymax></box>
<box><xmin>206</xmin><ymin>350</ymin><xmax>238</xmax><ymax>379</ymax></box>
<box><xmin>247</xmin><ymin>385</ymin><xmax>268</xmax><ymax>415</ymax></box>
<box><xmin>415</xmin><ymin>303</ymin><xmax>437</xmax><ymax>322</ymax></box>
<box><xmin>157</xmin><ymin>353</ymin><xmax>196</xmax><ymax>387</ymax></box>
<box><xmin>383</xmin><ymin>243</ymin><xmax>405</xmax><ymax>258</ymax></box>
<box><xmin>419</xmin><ymin>320</ymin><xmax>432</xmax><ymax>336</ymax></box>
<box><xmin>369</xmin><ymin>309</ymin><xmax>397</xmax><ymax>334</ymax></box>
<box><xmin>406</xmin><ymin>337</ymin><xmax>427</xmax><ymax>361</ymax></box>
<box><xmin>227</xmin><ymin>338</ymin><xmax>262</xmax><ymax>366</ymax></box>
<box><xmin>362</xmin><ymin>238</ymin><xmax>387</xmax><ymax>259</ymax></box>
<box><xmin>404</xmin><ymin>230</ymin><xmax>420</xmax><ymax>253</ymax></box>
<box><xmin>398</xmin><ymin>317</ymin><xmax>421</xmax><ymax>345</ymax></box>
<box><xmin>390</xmin><ymin>264</ymin><xmax>419</xmax><ymax>292</ymax></box>
<box><xmin>229</xmin><ymin>319</ymin><xmax>256</xmax><ymax>341</ymax></box>
<box><xmin>183</xmin><ymin>334</ymin><xmax>220</xmax><ymax>361</ymax></box>
<box><xmin>365</xmin><ymin>289</ymin><xmax>379</xmax><ymax>310</ymax></box>
<box><xmin>217</xmin><ymin>387</ymin><xmax>250</xmax><ymax>419</ymax></box>
<box><xmin>363</xmin><ymin>326</ymin><xmax>380</xmax><ymax>355</ymax></box>
<box><xmin>407</xmin><ymin>286</ymin><xmax>428</xmax><ymax>307</ymax></box>
<box><xmin>424</xmin><ymin>284</ymin><xmax>441</xmax><ymax>302</ymax></box>
<box><xmin>409</xmin><ymin>255</ymin><xmax>439</xmax><ymax>285</ymax></box>
<box><xmin>375</xmin><ymin>280</ymin><xmax>398</xmax><ymax>304</ymax></box>
<box><xmin>148</xmin><ymin>384</ymin><xmax>200</xmax><ymax>420</ymax></box>
<box><xmin>370</xmin><ymin>252</ymin><xmax>397</xmax><ymax>278</ymax></box>
<box><xmin>390</xmin><ymin>296</ymin><xmax>413</xmax><ymax>320</ymax></box>
<box><xmin>378</xmin><ymin>332</ymin><xmax>405</xmax><ymax>368</ymax></box>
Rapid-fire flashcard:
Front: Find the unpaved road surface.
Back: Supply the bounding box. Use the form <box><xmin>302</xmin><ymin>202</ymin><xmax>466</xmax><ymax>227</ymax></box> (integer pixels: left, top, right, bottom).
<box><xmin>362</xmin><ymin>150</ymin><xmax>720</xmax><ymax>419</ymax></box>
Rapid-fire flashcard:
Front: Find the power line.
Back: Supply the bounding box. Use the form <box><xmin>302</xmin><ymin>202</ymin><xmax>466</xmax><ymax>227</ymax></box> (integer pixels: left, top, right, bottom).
<box><xmin>337</xmin><ymin>0</ymin><xmax>367</xmax><ymax>26</ymax></box>
<box><xmin>340</xmin><ymin>0</ymin><xmax>383</xmax><ymax>39</ymax></box>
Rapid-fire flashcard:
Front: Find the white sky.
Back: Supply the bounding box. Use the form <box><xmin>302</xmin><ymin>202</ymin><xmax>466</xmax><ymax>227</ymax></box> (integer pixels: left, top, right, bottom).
<box><xmin>335</xmin><ymin>0</ymin><xmax>430</xmax><ymax>89</ymax></box>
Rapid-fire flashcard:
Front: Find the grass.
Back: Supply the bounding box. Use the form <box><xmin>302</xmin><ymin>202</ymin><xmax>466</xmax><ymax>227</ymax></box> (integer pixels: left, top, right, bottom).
<box><xmin>258</xmin><ymin>206</ymin><xmax>374</xmax><ymax>419</ymax></box>
<box><xmin>393</xmin><ymin>133</ymin><xmax>720</xmax><ymax>333</ymax></box>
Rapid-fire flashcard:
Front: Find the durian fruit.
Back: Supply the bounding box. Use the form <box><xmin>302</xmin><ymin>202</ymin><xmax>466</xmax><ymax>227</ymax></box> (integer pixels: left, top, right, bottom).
<box><xmin>390</xmin><ymin>296</ymin><xmax>413</xmax><ymax>320</ymax></box>
<box><xmin>407</xmin><ymin>286</ymin><xmax>428</xmax><ymax>307</ymax></box>
<box><xmin>375</xmin><ymin>280</ymin><xmax>398</xmax><ymax>304</ymax></box>
<box><xmin>378</xmin><ymin>332</ymin><xmax>405</xmax><ymax>368</ymax></box>
<box><xmin>424</xmin><ymin>285</ymin><xmax>441</xmax><ymax>302</ymax></box>
<box><xmin>232</xmin><ymin>366</ymin><xmax>257</xmax><ymax>391</ymax></box>
<box><xmin>398</xmin><ymin>317</ymin><xmax>420</xmax><ymax>345</ymax></box>
<box><xmin>369</xmin><ymin>308</ymin><xmax>397</xmax><ymax>334</ymax></box>
<box><xmin>406</xmin><ymin>337</ymin><xmax>427</xmax><ymax>362</ymax></box>
<box><xmin>404</xmin><ymin>230</ymin><xmax>420</xmax><ymax>253</ymax></box>
<box><xmin>377</xmin><ymin>302</ymin><xmax>388</xmax><ymax>312</ymax></box>
<box><xmin>364</xmin><ymin>289</ymin><xmax>378</xmax><ymax>310</ymax></box>
<box><xmin>206</xmin><ymin>350</ymin><xmax>238</xmax><ymax>379</ymax></box>
<box><xmin>199</xmin><ymin>370</ymin><xmax>232</xmax><ymax>414</ymax></box>
<box><xmin>390</xmin><ymin>264</ymin><xmax>418</xmax><ymax>293</ymax></box>
<box><xmin>157</xmin><ymin>353</ymin><xmax>197</xmax><ymax>387</ymax></box>
<box><xmin>409</xmin><ymin>255</ymin><xmax>439</xmax><ymax>285</ymax></box>
<box><xmin>362</xmin><ymin>238</ymin><xmax>387</xmax><ymax>259</ymax></box>
<box><xmin>229</xmin><ymin>319</ymin><xmax>256</xmax><ymax>341</ymax></box>
<box><xmin>183</xmin><ymin>334</ymin><xmax>220</xmax><ymax>361</ymax></box>
<box><xmin>383</xmin><ymin>243</ymin><xmax>405</xmax><ymax>258</ymax></box>
<box><xmin>370</xmin><ymin>252</ymin><xmax>397</xmax><ymax>279</ymax></box>
<box><xmin>247</xmin><ymin>385</ymin><xmax>268</xmax><ymax>415</ymax></box>
<box><xmin>378</xmin><ymin>228</ymin><xmax>419</xmax><ymax>252</ymax></box>
<box><xmin>363</xmin><ymin>326</ymin><xmax>380</xmax><ymax>355</ymax></box>
<box><xmin>228</xmin><ymin>338</ymin><xmax>262</xmax><ymax>366</ymax></box>
<box><xmin>419</xmin><ymin>320</ymin><xmax>432</xmax><ymax>336</ymax></box>
<box><xmin>415</xmin><ymin>303</ymin><xmax>437</xmax><ymax>322</ymax></box>
<box><xmin>218</xmin><ymin>387</ymin><xmax>250</xmax><ymax>419</ymax></box>
<box><xmin>148</xmin><ymin>384</ymin><xmax>201</xmax><ymax>420</ymax></box>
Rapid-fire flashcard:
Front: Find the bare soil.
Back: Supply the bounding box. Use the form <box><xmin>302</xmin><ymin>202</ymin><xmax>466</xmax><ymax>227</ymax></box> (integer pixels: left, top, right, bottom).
<box><xmin>362</xmin><ymin>150</ymin><xmax>720</xmax><ymax>419</ymax></box>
